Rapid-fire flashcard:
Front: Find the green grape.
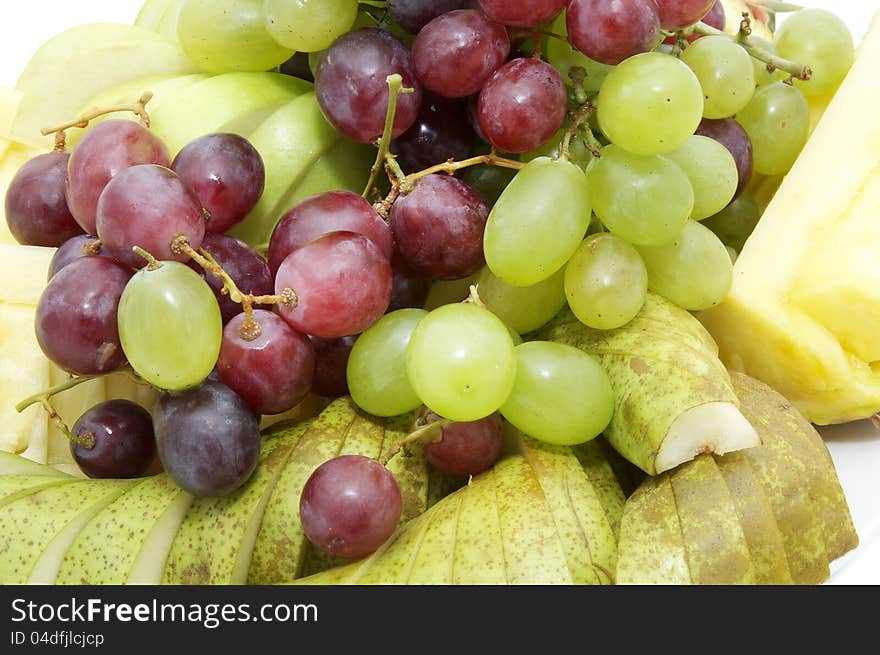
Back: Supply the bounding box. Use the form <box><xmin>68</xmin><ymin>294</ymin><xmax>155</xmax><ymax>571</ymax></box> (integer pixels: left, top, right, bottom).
<box><xmin>477</xmin><ymin>266</ymin><xmax>566</xmax><ymax>335</ymax></box>
<box><xmin>587</xmin><ymin>144</ymin><xmax>693</xmax><ymax>246</ymax></box>
<box><xmin>406</xmin><ymin>303</ymin><xmax>516</xmax><ymax>422</ymax></box>
<box><xmin>264</xmin><ymin>0</ymin><xmax>358</xmax><ymax>52</ymax></box>
<box><xmin>484</xmin><ymin>157</ymin><xmax>591</xmax><ymax>287</ymax></box>
<box><xmin>635</xmin><ymin>220</ymin><xmax>733</xmax><ymax>311</ymax></box>
<box><xmin>546</xmin><ymin>11</ymin><xmax>613</xmax><ymax>93</ymax></box>
<box><xmin>118</xmin><ymin>261</ymin><xmax>222</xmax><ymax>391</ymax></box>
<box><xmin>422</xmin><ymin>271</ymin><xmax>481</xmax><ymax>311</ymax></box>
<box><xmin>701</xmin><ymin>191</ymin><xmax>760</xmax><ymax>252</ymax></box>
<box><xmin>736</xmin><ymin>81</ymin><xmax>809</xmax><ymax>175</ymax></box>
<box><xmin>680</xmin><ymin>35</ymin><xmax>755</xmax><ymax>119</ymax></box>
<box><xmin>564</xmin><ymin>233</ymin><xmax>647</xmax><ymax>331</ymax></box>
<box><xmin>596</xmin><ymin>52</ymin><xmax>703</xmax><ymax>156</ymax></box>
<box><xmin>178</xmin><ymin>0</ymin><xmax>294</xmax><ymax>73</ymax></box>
<box><xmin>749</xmin><ymin>37</ymin><xmax>787</xmax><ymax>87</ymax></box>
<box><xmin>500</xmin><ymin>341</ymin><xmax>614</xmax><ymax>447</ymax></box>
<box><xmin>520</xmin><ymin>128</ymin><xmax>593</xmax><ymax>171</ymax></box>
<box><xmin>664</xmin><ymin>135</ymin><xmax>738</xmax><ymax>220</ymax></box>
<box><xmin>460</xmin><ymin>164</ymin><xmax>517</xmax><ymax>207</ymax></box>
<box><xmin>774</xmin><ymin>8</ymin><xmax>854</xmax><ymax>97</ymax></box>
<box><xmin>347</xmin><ymin>308</ymin><xmax>426</xmax><ymax>417</ymax></box>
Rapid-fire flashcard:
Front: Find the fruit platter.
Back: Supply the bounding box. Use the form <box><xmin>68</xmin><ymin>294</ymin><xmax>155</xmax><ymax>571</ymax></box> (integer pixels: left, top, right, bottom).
<box><xmin>0</xmin><ymin>0</ymin><xmax>878</xmax><ymax>586</ymax></box>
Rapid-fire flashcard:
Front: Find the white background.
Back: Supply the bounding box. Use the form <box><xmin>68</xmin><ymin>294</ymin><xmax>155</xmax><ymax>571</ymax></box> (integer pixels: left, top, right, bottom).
<box><xmin>0</xmin><ymin>1</ymin><xmax>879</xmax><ymax>584</ymax></box>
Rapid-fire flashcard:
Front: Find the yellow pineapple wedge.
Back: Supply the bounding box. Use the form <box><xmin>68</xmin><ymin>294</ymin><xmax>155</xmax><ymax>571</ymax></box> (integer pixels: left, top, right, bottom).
<box><xmin>701</xmin><ymin>13</ymin><xmax>880</xmax><ymax>425</ymax></box>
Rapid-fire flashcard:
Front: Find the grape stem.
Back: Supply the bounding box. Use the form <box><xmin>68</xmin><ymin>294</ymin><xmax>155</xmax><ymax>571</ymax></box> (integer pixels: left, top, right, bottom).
<box><xmin>15</xmin><ymin>373</ymin><xmax>103</xmax><ymax>414</ymax></box>
<box><xmin>132</xmin><ymin>246</ymin><xmax>163</xmax><ymax>271</ymax></box>
<box><xmin>464</xmin><ymin>284</ymin><xmax>486</xmax><ymax>309</ymax></box>
<box><xmin>358</xmin><ymin>0</ymin><xmax>387</xmax><ymax>8</ymax></box>
<box><xmin>559</xmin><ymin>100</ymin><xmax>599</xmax><ymax>160</ymax></box>
<box><xmin>379</xmin><ymin>418</ymin><xmax>451</xmax><ymax>466</ymax></box>
<box><xmin>400</xmin><ymin>151</ymin><xmax>525</xmax><ymax>191</ymax></box>
<box><xmin>752</xmin><ymin>0</ymin><xmax>802</xmax><ymax>12</ymax></box>
<box><xmin>363</xmin><ymin>74</ymin><xmax>415</xmax><ymax>199</ymax></box>
<box><xmin>40</xmin><ymin>92</ymin><xmax>154</xmax><ymax>137</ymax></box>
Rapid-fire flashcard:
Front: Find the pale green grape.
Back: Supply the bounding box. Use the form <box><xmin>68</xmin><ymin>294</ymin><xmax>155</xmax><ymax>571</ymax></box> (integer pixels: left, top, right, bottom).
<box><xmin>118</xmin><ymin>261</ymin><xmax>222</xmax><ymax>391</ymax></box>
<box><xmin>484</xmin><ymin>157</ymin><xmax>591</xmax><ymax>287</ymax></box>
<box><xmin>587</xmin><ymin>144</ymin><xmax>693</xmax><ymax>246</ymax></box>
<box><xmin>178</xmin><ymin>0</ymin><xmax>294</xmax><ymax>73</ymax></box>
<box><xmin>680</xmin><ymin>35</ymin><xmax>755</xmax><ymax>118</ymax></box>
<box><xmin>775</xmin><ymin>8</ymin><xmax>854</xmax><ymax>97</ymax></box>
<box><xmin>406</xmin><ymin>303</ymin><xmax>516</xmax><ymax>422</ymax></box>
<box><xmin>736</xmin><ymin>81</ymin><xmax>809</xmax><ymax>175</ymax></box>
<box><xmin>477</xmin><ymin>266</ymin><xmax>567</xmax><ymax>335</ymax></box>
<box><xmin>701</xmin><ymin>191</ymin><xmax>760</xmax><ymax>252</ymax></box>
<box><xmin>546</xmin><ymin>11</ymin><xmax>613</xmax><ymax>93</ymax></box>
<box><xmin>347</xmin><ymin>309</ymin><xmax>426</xmax><ymax>417</ymax></box>
<box><xmin>564</xmin><ymin>233</ymin><xmax>647</xmax><ymax>330</ymax></box>
<box><xmin>597</xmin><ymin>52</ymin><xmax>703</xmax><ymax>156</ymax></box>
<box><xmin>264</xmin><ymin>0</ymin><xmax>358</xmax><ymax>52</ymax></box>
<box><xmin>500</xmin><ymin>342</ymin><xmax>614</xmax><ymax>446</ymax></box>
<box><xmin>422</xmin><ymin>271</ymin><xmax>481</xmax><ymax>311</ymax></box>
<box><xmin>664</xmin><ymin>135</ymin><xmax>738</xmax><ymax>220</ymax></box>
<box><xmin>749</xmin><ymin>37</ymin><xmax>787</xmax><ymax>87</ymax></box>
<box><xmin>635</xmin><ymin>220</ymin><xmax>733</xmax><ymax>311</ymax></box>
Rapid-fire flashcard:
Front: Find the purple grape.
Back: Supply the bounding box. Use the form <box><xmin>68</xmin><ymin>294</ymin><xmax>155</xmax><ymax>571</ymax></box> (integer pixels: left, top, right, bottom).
<box><xmin>48</xmin><ymin>235</ymin><xmax>105</xmax><ymax>281</ymax></box>
<box><xmin>657</xmin><ymin>0</ymin><xmax>715</xmax><ymax>30</ymax></box>
<box><xmin>423</xmin><ymin>411</ymin><xmax>503</xmax><ymax>476</ymax></box>
<box><xmin>279</xmin><ymin>51</ymin><xmax>314</xmax><ymax>82</ymax></box>
<box><xmin>696</xmin><ymin>117</ymin><xmax>754</xmax><ymax>198</ymax></box>
<box><xmin>309</xmin><ymin>335</ymin><xmax>357</xmax><ymax>398</ymax></box>
<box><xmin>70</xmin><ymin>399</ymin><xmax>156</xmax><ymax>479</ymax></box>
<box><xmin>390</xmin><ymin>94</ymin><xmax>474</xmax><ymax>173</ymax></box>
<box><xmin>664</xmin><ymin>0</ymin><xmax>725</xmax><ymax>44</ymax></box>
<box><xmin>567</xmin><ymin>0</ymin><xmax>661</xmax><ymax>66</ymax></box>
<box><xmin>388</xmin><ymin>0</ymin><xmax>465</xmax><ymax>33</ymax></box>
<box><xmin>478</xmin><ymin>0</ymin><xmax>567</xmax><ymax>27</ymax></box>
<box><xmin>388</xmin><ymin>251</ymin><xmax>431</xmax><ymax>312</ymax></box>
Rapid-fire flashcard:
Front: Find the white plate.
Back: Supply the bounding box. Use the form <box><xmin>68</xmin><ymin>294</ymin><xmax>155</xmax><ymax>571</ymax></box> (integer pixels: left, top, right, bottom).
<box><xmin>0</xmin><ymin>0</ymin><xmax>878</xmax><ymax>584</ymax></box>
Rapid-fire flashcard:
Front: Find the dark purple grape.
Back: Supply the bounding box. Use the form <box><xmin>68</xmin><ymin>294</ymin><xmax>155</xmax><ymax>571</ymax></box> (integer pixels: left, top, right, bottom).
<box><xmin>477</xmin><ymin>58</ymin><xmax>567</xmax><ymax>154</ymax></box>
<box><xmin>390</xmin><ymin>94</ymin><xmax>474</xmax><ymax>173</ymax></box>
<box><xmin>388</xmin><ymin>251</ymin><xmax>431</xmax><ymax>312</ymax></box>
<box><xmin>153</xmin><ymin>379</ymin><xmax>260</xmax><ymax>497</ymax></box>
<box><xmin>461</xmin><ymin>162</ymin><xmax>517</xmax><ymax>205</ymax></box>
<box><xmin>279</xmin><ymin>51</ymin><xmax>315</xmax><ymax>82</ymax></box>
<box><xmin>66</xmin><ymin>119</ymin><xmax>170</xmax><ymax>235</ymax></box>
<box><xmin>316</xmin><ymin>28</ymin><xmax>423</xmax><ymax>144</ymax></box>
<box><xmin>478</xmin><ymin>0</ymin><xmax>567</xmax><ymax>27</ymax></box>
<box><xmin>309</xmin><ymin>335</ymin><xmax>357</xmax><ymax>398</ymax></box>
<box><xmin>171</xmin><ymin>133</ymin><xmax>265</xmax><ymax>234</ymax></box>
<box><xmin>657</xmin><ymin>0</ymin><xmax>715</xmax><ymax>30</ymax></box>
<box><xmin>412</xmin><ymin>10</ymin><xmax>510</xmax><ymax>98</ymax></box>
<box><xmin>567</xmin><ymin>0</ymin><xmax>661</xmax><ymax>66</ymax></box>
<box><xmin>423</xmin><ymin>411</ymin><xmax>503</xmax><ymax>476</ymax></box>
<box><xmin>48</xmin><ymin>235</ymin><xmax>105</xmax><ymax>281</ymax></box>
<box><xmin>217</xmin><ymin>310</ymin><xmax>315</xmax><ymax>416</ymax></box>
<box><xmin>300</xmin><ymin>454</ymin><xmax>402</xmax><ymax>559</ymax></box>
<box><xmin>391</xmin><ymin>174</ymin><xmax>488</xmax><ymax>279</ymax></box>
<box><xmin>696</xmin><ymin>117</ymin><xmax>754</xmax><ymax>198</ymax></box>
<box><xmin>5</xmin><ymin>152</ymin><xmax>83</xmax><ymax>247</ymax></box>
<box><xmin>70</xmin><ymin>399</ymin><xmax>156</xmax><ymax>479</ymax></box>
<box><xmin>388</xmin><ymin>0</ymin><xmax>465</xmax><ymax>33</ymax></box>
<box><xmin>267</xmin><ymin>190</ymin><xmax>393</xmax><ymax>276</ymax></box>
<box><xmin>35</xmin><ymin>256</ymin><xmax>132</xmax><ymax>375</ymax></box>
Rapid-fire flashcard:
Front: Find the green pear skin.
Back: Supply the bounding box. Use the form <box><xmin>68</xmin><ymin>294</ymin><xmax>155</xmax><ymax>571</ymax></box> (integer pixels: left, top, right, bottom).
<box><xmin>0</xmin><ymin>452</ymin><xmax>71</xmax><ymax>477</ymax></box>
<box><xmin>572</xmin><ymin>440</ymin><xmax>628</xmax><ymax>540</ymax></box>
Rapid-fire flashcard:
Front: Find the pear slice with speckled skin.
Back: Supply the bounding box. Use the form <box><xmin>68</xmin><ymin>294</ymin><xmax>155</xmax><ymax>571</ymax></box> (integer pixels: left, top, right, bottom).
<box><xmin>0</xmin><ymin>474</ymin><xmax>77</xmax><ymax>510</ymax></box>
<box><xmin>0</xmin><ymin>453</ymin><xmax>70</xmax><ymax>478</ymax></box>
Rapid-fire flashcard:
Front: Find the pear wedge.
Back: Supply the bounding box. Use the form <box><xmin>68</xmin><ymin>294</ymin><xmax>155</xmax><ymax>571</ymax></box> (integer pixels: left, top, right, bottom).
<box><xmin>135</xmin><ymin>0</ymin><xmax>177</xmax><ymax>31</ymax></box>
<box><xmin>0</xmin><ymin>452</ymin><xmax>70</xmax><ymax>477</ymax></box>
<box><xmin>572</xmin><ymin>440</ymin><xmax>628</xmax><ymax>539</ymax></box>
<box><xmin>0</xmin><ymin>474</ymin><xmax>77</xmax><ymax>508</ymax></box>
<box><xmin>126</xmin><ymin>488</ymin><xmax>193</xmax><ymax>584</ymax></box>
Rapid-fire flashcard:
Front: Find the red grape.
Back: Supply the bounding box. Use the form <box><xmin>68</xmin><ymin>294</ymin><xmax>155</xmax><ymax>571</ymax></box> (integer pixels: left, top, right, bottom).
<box><xmin>567</xmin><ymin>0</ymin><xmax>661</xmax><ymax>66</ymax></box>
<box><xmin>5</xmin><ymin>152</ymin><xmax>83</xmax><ymax>247</ymax></box>
<box><xmin>388</xmin><ymin>251</ymin><xmax>431</xmax><ymax>312</ymax></box>
<box><xmin>267</xmin><ymin>190</ymin><xmax>393</xmax><ymax>276</ymax></box>
<box><xmin>390</xmin><ymin>94</ymin><xmax>474</xmax><ymax>173</ymax></box>
<box><xmin>35</xmin><ymin>255</ymin><xmax>132</xmax><ymax>375</ymax></box>
<box><xmin>391</xmin><ymin>174</ymin><xmax>488</xmax><ymax>279</ymax></box>
<box><xmin>171</xmin><ymin>133</ymin><xmax>265</xmax><ymax>234</ymax></box>
<box><xmin>300</xmin><ymin>454</ymin><xmax>402</xmax><ymax>559</ymax></box>
<box><xmin>309</xmin><ymin>335</ymin><xmax>357</xmax><ymax>398</ymax></box>
<box><xmin>696</xmin><ymin>117</ymin><xmax>753</xmax><ymax>198</ymax></box>
<box><xmin>48</xmin><ymin>235</ymin><xmax>106</xmax><ymax>280</ymax></box>
<box><xmin>663</xmin><ymin>0</ymin><xmax>725</xmax><ymax>43</ymax></box>
<box><xmin>315</xmin><ymin>28</ymin><xmax>423</xmax><ymax>144</ymax></box>
<box><xmin>423</xmin><ymin>411</ymin><xmax>503</xmax><ymax>476</ymax></box>
<box><xmin>412</xmin><ymin>10</ymin><xmax>510</xmax><ymax>98</ymax></box>
<box><xmin>66</xmin><ymin>120</ymin><xmax>170</xmax><ymax>235</ymax></box>
<box><xmin>96</xmin><ymin>164</ymin><xmax>206</xmax><ymax>270</ymax></box>
<box><xmin>70</xmin><ymin>399</ymin><xmax>156</xmax><ymax>479</ymax></box>
<box><xmin>389</xmin><ymin>0</ymin><xmax>465</xmax><ymax>33</ymax></box>
<box><xmin>657</xmin><ymin>0</ymin><xmax>715</xmax><ymax>30</ymax></box>
<box><xmin>478</xmin><ymin>0</ymin><xmax>567</xmax><ymax>27</ymax></box>
<box><xmin>217</xmin><ymin>310</ymin><xmax>315</xmax><ymax>416</ymax></box>
<box><xmin>275</xmin><ymin>231</ymin><xmax>392</xmax><ymax>339</ymax></box>
<box><xmin>477</xmin><ymin>58</ymin><xmax>567</xmax><ymax>154</ymax></box>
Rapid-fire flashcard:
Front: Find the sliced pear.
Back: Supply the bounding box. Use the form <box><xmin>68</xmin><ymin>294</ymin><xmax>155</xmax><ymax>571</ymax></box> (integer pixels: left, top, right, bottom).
<box><xmin>0</xmin><ymin>453</ymin><xmax>70</xmax><ymax>477</ymax></box>
<box><xmin>572</xmin><ymin>439</ymin><xmax>628</xmax><ymax>539</ymax></box>
<box><xmin>0</xmin><ymin>474</ymin><xmax>76</xmax><ymax>507</ymax></box>
<box><xmin>157</xmin><ymin>0</ymin><xmax>185</xmax><ymax>41</ymax></box>
<box><xmin>127</xmin><ymin>488</ymin><xmax>193</xmax><ymax>584</ymax></box>
<box><xmin>135</xmin><ymin>0</ymin><xmax>178</xmax><ymax>31</ymax></box>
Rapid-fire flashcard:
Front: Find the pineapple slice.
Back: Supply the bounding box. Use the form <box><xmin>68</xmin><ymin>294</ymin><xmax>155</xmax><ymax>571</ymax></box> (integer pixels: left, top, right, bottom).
<box><xmin>701</xmin><ymin>13</ymin><xmax>880</xmax><ymax>424</ymax></box>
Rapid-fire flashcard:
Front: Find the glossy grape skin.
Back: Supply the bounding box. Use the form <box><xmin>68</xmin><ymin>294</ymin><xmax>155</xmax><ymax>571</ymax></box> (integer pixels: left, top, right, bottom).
<box><xmin>412</xmin><ymin>10</ymin><xmax>509</xmax><ymax>98</ymax></box>
<box><xmin>96</xmin><ymin>164</ymin><xmax>206</xmax><ymax>270</ymax></box>
<box><xmin>217</xmin><ymin>310</ymin><xmax>315</xmax><ymax>416</ymax></box>
<box><xmin>681</xmin><ymin>35</ymin><xmax>755</xmax><ymax>119</ymax></box>
<box><xmin>388</xmin><ymin>252</ymin><xmax>431</xmax><ymax>312</ymax></box>
<box><xmin>500</xmin><ymin>341</ymin><xmax>614</xmax><ymax>446</ymax></box>
<box><xmin>564</xmin><ymin>233</ymin><xmax>648</xmax><ymax>330</ymax></box>
<box><xmin>702</xmin><ymin>191</ymin><xmax>760</xmax><ymax>252</ymax></box>
<box><xmin>35</xmin><ymin>256</ymin><xmax>132</xmax><ymax>376</ymax></box>
<box><xmin>154</xmin><ymin>379</ymin><xmax>261</xmax><ymax>497</ymax></box>
<box><xmin>177</xmin><ymin>0</ymin><xmax>293</xmax><ymax>73</ymax></box>
<box><xmin>477</xmin><ymin>266</ymin><xmax>566</xmax><ymax>335</ymax></box>
<box><xmin>5</xmin><ymin>152</ymin><xmax>83</xmax><ymax>247</ymax></box>
<box><xmin>316</xmin><ymin>28</ymin><xmax>422</xmax><ymax>144</ymax></box>
<box><xmin>118</xmin><ymin>261</ymin><xmax>222</xmax><ymax>391</ymax></box>
<box><xmin>478</xmin><ymin>0</ymin><xmax>567</xmax><ymax>27</ymax></box>
<box><xmin>635</xmin><ymin>219</ymin><xmax>733</xmax><ymax>311</ymax></box>
<box><xmin>565</xmin><ymin>0</ymin><xmax>660</xmax><ymax>66</ymax></box>
<box><xmin>664</xmin><ymin>135</ymin><xmax>738</xmax><ymax>221</ymax></box>
<box><xmin>347</xmin><ymin>308</ymin><xmax>427</xmax><ymax>417</ymax></box>
<box><xmin>423</xmin><ymin>411</ymin><xmax>503</xmax><ymax>476</ymax></box>
<box><xmin>267</xmin><ymin>190</ymin><xmax>392</xmax><ymax>276</ymax></box>
<box><xmin>275</xmin><ymin>231</ymin><xmax>392</xmax><ymax>339</ymax></box>
<box><xmin>263</xmin><ymin>0</ymin><xmax>358</xmax><ymax>52</ymax></box>
<box><xmin>66</xmin><ymin>120</ymin><xmax>170</xmax><ymax>235</ymax></box>
<box><xmin>774</xmin><ymin>8</ymin><xmax>854</xmax><ymax>97</ymax></box>
<box><xmin>171</xmin><ymin>133</ymin><xmax>265</xmax><ymax>234</ymax></box>
<box><xmin>695</xmin><ymin>117</ymin><xmax>753</xmax><ymax>198</ymax></box>
<box><xmin>478</xmin><ymin>58</ymin><xmax>567</xmax><ymax>154</ymax></box>
<box><xmin>597</xmin><ymin>52</ymin><xmax>703</xmax><ymax>157</ymax></box>
<box><xmin>587</xmin><ymin>145</ymin><xmax>693</xmax><ymax>246</ymax></box>
<box><xmin>300</xmin><ymin>454</ymin><xmax>402</xmax><ymax>559</ymax></box>
<box><xmin>749</xmin><ymin>37</ymin><xmax>786</xmax><ymax>87</ymax></box>
<box><xmin>406</xmin><ymin>303</ymin><xmax>516</xmax><ymax>422</ymax></box>
<box><xmin>735</xmin><ymin>82</ymin><xmax>809</xmax><ymax>176</ymax></box>
<box><xmin>391</xmin><ymin>174</ymin><xmax>489</xmax><ymax>280</ymax></box>
<box><xmin>70</xmin><ymin>399</ymin><xmax>156</xmax><ymax>479</ymax></box>
<box><xmin>309</xmin><ymin>335</ymin><xmax>357</xmax><ymax>398</ymax></box>
<box><xmin>656</xmin><ymin>0</ymin><xmax>714</xmax><ymax>30</ymax></box>
<box><xmin>48</xmin><ymin>235</ymin><xmax>105</xmax><ymax>280</ymax></box>
<box><xmin>389</xmin><ymin>0</ymin><xmax>465</xmax><ymax>33</ymax></box>
<box><xmin>546</xmin><ymin>11</ymin><xmax>614</xmax><ymax>91</ymax></box>
<box><xmin>461</xmin><ymin>163</ymin><xmax>517</xmax><ymax>206</ymax></box>
<box><xmin>390</xmin><ymin>94</ymin><xmax>473</xmax><ymax>173</ymax></box>
<box><xmin>663</xmin><ymin>0</ymin><xmax>724</xmax><ymax>44</ymax></box>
